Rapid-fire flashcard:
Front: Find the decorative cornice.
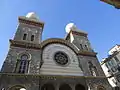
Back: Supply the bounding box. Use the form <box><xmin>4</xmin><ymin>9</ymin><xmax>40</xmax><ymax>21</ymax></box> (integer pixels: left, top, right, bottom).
<box><xmin>9</xmin><ymin>39</ymin><xmax>97</xmax><ymax>57</ymax></box>
<box><xmin>0</xmin><ymin>73</ymin><xmax>107</xmax><ymax>79</ymax></box>
<box><xmin>65</xmin><ymin>30</ymin><xmax>87</xmax><ymax>40</ymax></box>
<box><xmin>78</xmin><ymin>51</ymin><xmax>97</xmax><ymax>57</ymax></box>
<box><xmin>9</xmin><ymin>39</ymin><xmax>41</xmax><ymax>50</ymax></box>
<box><xmin>18</xmin><ymin>17</ymin><xmax>44</xmax><ymax>28</ymax></box>
<box><xmin>71</xmin><ymin>30</ymin><xmax>88</xmax><ymax>37</ymax></box>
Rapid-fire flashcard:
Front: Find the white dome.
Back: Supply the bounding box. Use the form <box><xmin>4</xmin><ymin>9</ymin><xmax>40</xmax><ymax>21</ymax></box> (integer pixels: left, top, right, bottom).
<box><xmin>65</xmin><ymin>23</ymin><xmax>76</xmax><ymax>33</ymax></box>
<box><xmin>26</xmin><ymin>12</ymin><xmax>39</xmax><ymax>21</ymax></box>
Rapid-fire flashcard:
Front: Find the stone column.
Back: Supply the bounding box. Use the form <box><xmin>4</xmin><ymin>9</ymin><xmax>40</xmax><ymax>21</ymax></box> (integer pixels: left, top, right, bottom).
<box><xmin>71</xmin><ymin>84</ymin><xmax>75</xmax><ymax>90</ymax></box>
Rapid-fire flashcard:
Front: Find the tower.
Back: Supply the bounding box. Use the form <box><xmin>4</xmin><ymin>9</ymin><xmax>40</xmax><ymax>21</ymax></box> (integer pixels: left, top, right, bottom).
<box><xmin>0</xmin><ymin>13</ymin><xmax>112</xmax><ymax>90</ymax></box>
<box><xmin>1</xmin><ymin>12</ymin><xmax>44</xmax><ymax>74</ymax></box>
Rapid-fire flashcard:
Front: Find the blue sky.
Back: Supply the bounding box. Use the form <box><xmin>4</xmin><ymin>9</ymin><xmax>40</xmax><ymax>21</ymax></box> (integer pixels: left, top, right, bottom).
<box><xmin>0</xmin><ymin>0</ymin><xmax>120</xmax><ymax>68</ymax></box>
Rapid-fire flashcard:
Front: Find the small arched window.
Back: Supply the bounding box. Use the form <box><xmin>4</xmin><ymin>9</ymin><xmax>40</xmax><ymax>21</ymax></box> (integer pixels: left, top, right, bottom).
<box><xmin>15</xmin><ymin>54</ymin><xmax>29</xmax><ymax>73</ymax></box>
<box><xmin>23</xmin><ymin>34</ymin><xmax>27</xmax><ymax>40</ymax></box>
<box><xmin>88</xmin><ymin>61</ymin><xmax>98</xmax><ymax>76</ymax></box>
<box><xmin>80</xmin><ymin>44</ymin><xmax>83</xmax><ymax>50</ymax></box>
<box><xmin>85</xmin><ymin>45</ymin><xmax>88</xmax><ymax>50</ymax></box>
<box><xmin>31</xmin><ymin>35</ymin><xmax>34</xmax><ymax>41</ymax></box>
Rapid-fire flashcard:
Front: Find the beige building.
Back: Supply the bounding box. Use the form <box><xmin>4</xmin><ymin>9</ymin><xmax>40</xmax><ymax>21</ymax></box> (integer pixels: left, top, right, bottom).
<box><xmin>101</xmin><ymin>44</ymin><xmax>120</xmax><ymax>90</ymax></box>
<box><xmin>0</xmin><ymin>12</ymin><xmax>112</xmax><ymax>90</ymax></box>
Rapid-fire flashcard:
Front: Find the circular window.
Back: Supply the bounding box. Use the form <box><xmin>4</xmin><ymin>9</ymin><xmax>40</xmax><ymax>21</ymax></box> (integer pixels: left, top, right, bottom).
<box><xmin>54</xmin><ymin>51</ymin><xmax>68</xmax><ymax>65</ymax></box>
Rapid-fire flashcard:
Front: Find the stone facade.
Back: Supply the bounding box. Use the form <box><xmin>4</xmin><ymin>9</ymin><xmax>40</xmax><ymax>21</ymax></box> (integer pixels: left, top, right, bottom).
<box><xmin>0</xmin><ymin>12</ymin><xmax>112</xmax><ymax>90</ymax></box>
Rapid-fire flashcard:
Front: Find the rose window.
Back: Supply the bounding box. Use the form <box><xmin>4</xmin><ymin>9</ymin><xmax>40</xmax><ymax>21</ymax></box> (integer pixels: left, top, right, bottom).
<box><xmin>54</xmin><ymin>51</ymin><xmax>68</xmax><ymax>65</ymax></box>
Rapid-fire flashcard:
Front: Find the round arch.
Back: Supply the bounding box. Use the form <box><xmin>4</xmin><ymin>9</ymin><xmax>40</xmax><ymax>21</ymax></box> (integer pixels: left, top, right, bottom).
<box><xmin>41</xmin><ymin>83</ymin><xmax>55</xmax><ymax>90</ymax></box>
<box><xmin>8</xmin><ymin>85</ymin><xmax>26</xmax><ymax>90</ymax></box>
<box><xmin>75</xmin><ymin>84</ymin><xmax>85</xmax><ymax>90</ymax></box>
<box><xmin>97</xmin><ymin>85</ymin><xmax>106</xmax><ymax>90</ymax></box>
<box><xmin>59</xmin><ymin>84</ymin><xmax>72</xmax><ymax>90</ymax></box>
<box><xmin>41</xmin><ymin>38</ymin><xmax>79</xmax><ymax>54</ymax></box>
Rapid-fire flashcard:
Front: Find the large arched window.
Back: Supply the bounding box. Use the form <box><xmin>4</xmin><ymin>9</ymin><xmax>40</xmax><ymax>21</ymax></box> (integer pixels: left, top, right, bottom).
<box><xmin>59</xmin><ymin>84</ymin><xmax>72</xmax><ymax>90</ymax></box>
<box><xmin>15</xmin><ymin>54</ymin><xmax>29</xmax><ymax>73</ymax></box>
<box><xmin>75</xmin><ymin>84</ymin><xmax>85</xmax><ymax>90</ymax></box>
<box><xmin>41</xmin><ymin>84</ymin><xmax>55</xmax><ymax>90</ymax></box>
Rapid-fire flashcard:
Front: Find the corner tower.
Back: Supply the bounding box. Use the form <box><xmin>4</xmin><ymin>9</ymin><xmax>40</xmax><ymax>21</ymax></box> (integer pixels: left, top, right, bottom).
<box><xmin>14</xmin><ymin>12</ymin><xmax>44</xmax><ymax>43</ymax></box>
<box><xmin>1</xmin><ymin>12</ymin><xmax>44</xmax><ymax>74</ymax></box>
<box><xmin>65</xmin><ymin>23</ymin><xmax>93</xmax><ymax>52</ymax></box>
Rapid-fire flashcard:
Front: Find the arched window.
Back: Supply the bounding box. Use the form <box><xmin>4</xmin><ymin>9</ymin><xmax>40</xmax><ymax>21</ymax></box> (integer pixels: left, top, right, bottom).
<box><xmin>80</xmin><ymin>44</ymin><xmax>83</xmax><ymax>50</ymax></box>
<box><xmin>85</xmin><ymin>45</ymin><xmax>88</xmax><ymax>50</ymax></box>
<box><xmin>23</xmin><ymin>34</ymin><xmax>27</xmax><ymax>40</ymax></box>
<box><xmin>15</xmin><ymin>54</ymin><xmax>29</xmax><ymax>73</ymax></box>
<box><xmin>31</xmin><ymin>35</ymin><xmax>34</xmax><ymax>41</ymax></box>
<box><xmin>88</xmin><ymin>61</ymin><xmax>98</xmax><ymax>76</ymax></box>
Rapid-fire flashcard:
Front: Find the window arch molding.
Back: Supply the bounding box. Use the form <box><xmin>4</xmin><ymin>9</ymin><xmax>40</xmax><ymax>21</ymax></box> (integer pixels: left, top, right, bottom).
<box><xmin>8</xmin><ymin>85</ymin><xmax>26</xmax><ymax>90</ymax></box>
<box><xmin>97</xmin><ymin>85</ymin><xmax>106</xmax><ymax>90</ymax></box>
<box><xmin>17</xmin><ymin>52</ymin><xmax>31</xmax><ymax>60</ymax></box>
<box><xmin>15</xmin><ymin>52</ymin><xmax>31</xmax><ymax>73</ymax></box>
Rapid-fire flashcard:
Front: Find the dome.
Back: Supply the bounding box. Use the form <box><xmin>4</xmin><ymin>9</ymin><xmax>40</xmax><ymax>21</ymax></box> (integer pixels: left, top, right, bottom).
<box><xmin>26</xmin><ymin>12</ymin><xmax>39</xmax><ymax>21</ymax></box>
<box><xmin>65</xmin><ymin>23</ymin><xmax>76</xmax><ymax>33</ymax></box>
<box><xmin>65</xmin><ymin>23</ymin><xmax>87</xmax><ymax>34</ymax></box>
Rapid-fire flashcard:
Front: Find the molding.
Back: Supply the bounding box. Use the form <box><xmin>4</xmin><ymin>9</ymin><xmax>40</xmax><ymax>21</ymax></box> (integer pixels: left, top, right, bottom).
<box><xmin>71</xmin><ymin>30</ymin><xmax>87</xmax><ymax>37</ymax></box>
<box><xmin>9</xmin><ymin>39</ymin><xmax>97</xmax><ymax>57</ymax></box>
<box><xmin>18</xmin><ymin>17</ymin><xmax>44</xmax><ymax>28</ymax></box>
<box><xmin>0</xmin><ymin>73</ymin><xmax>107</xmax><ymax>79</ymax></box>
<box><xmin>9</xmin><ymin>39</ymin><xmax>41</xmax><ymax>50</ymax></box>
<box><xmin>41</xmin><ymin>38</ymin><xmax>79</xmax><ymax>54</ymax></box>
<box><xmin>78</xmin><ymin>51</ymin><xmax>97</xmax><ymax>57</ymax></box>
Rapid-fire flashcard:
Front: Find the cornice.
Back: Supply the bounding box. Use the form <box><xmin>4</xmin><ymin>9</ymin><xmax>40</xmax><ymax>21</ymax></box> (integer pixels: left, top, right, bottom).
<box><xmin>9</xmin><ymin>39</ymin><xmax>97</xmax><ymax>57</ymax></box>
<box><xmin>9</xmin><ymin>39</ymin><xmax>41</xmax><ymax>50</ymax></box>
<box><xmin>0</xmin><ymin>73</ymin><xmax>107</xmax><ymax>79</ymax></box>
<box><xmin>18</xmin><ymin>16</ymin><xmax>44</xmax><ymax>28</ymax></box>
<box><xmin>65</xmin><ymin>30</ymin><xmax>87</xmax><ymax>40</ymax></box>
<box><xmin>71</xmin><ymin>30</ymin><xmax>87</xmax><ymax>37</ymax></box>
<box><xmin>78</xmin><ymin>51</ymin><xmax>97</xmax><ymax>57</ymax></box>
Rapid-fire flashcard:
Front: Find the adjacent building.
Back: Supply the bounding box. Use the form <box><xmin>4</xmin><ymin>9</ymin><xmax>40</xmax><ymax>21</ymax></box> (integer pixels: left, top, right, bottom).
<box><xmin>101</xmin><ymin>44</ymin><xmax>120</xmax><ymax>89</ymax></box>
<box><xmin>0</xmin><ymin>12</ymin><xmax>112</xmax><ymax>90</ymax></box>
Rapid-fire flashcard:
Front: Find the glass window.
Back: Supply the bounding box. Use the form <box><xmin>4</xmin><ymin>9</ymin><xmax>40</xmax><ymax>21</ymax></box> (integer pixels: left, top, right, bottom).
<box><xmin>114</xmin><ymin>56</ymin><xmax>119</xmax><ymax>62</ymax></box>
<box><xmin>23</xmin><ymin>34</ymin><xmax>27</xmax><ymax>40</ymax></box>
<box><xmin>80</xmin><ymin>44</ymin><xmax>83</xmax><ymax>50</ymax></box>
<box><xmin>16</xmin><ymin>54</ymin><xmax>29</xmax><ymax>73</ymax></box>
<box><xmin>31</xmin><ymin>35</ymin><xmax>34</xmax><ymax>41</ymax></box>
<box><xmin>108</xmin><ymin>61</ymin><xmax>114</xmax><ymax>67</ymax></box>
<box><xmin>85</xmin><ymin>45</ymin><xmax>88</xmax><ymax>50</ymax></box>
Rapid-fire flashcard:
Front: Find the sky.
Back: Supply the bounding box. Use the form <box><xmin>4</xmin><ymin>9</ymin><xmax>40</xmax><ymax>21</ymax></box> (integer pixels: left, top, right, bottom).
<box><xmin>0</xmin><ymin>0</ymin><xmax>120</xmax><ymax>68</ymax></box>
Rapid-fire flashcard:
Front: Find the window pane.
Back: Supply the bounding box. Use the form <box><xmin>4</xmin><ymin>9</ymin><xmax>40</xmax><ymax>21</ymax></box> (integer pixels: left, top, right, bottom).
<box><xmin>21</xmin><ymin>54</ymin><xmax>28</xmax><ymax>60</ymax></box>
<box><xmin>114</xmin><ymin>56</ymin><xmax>119</xmax><ymax>62</ymax></box>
